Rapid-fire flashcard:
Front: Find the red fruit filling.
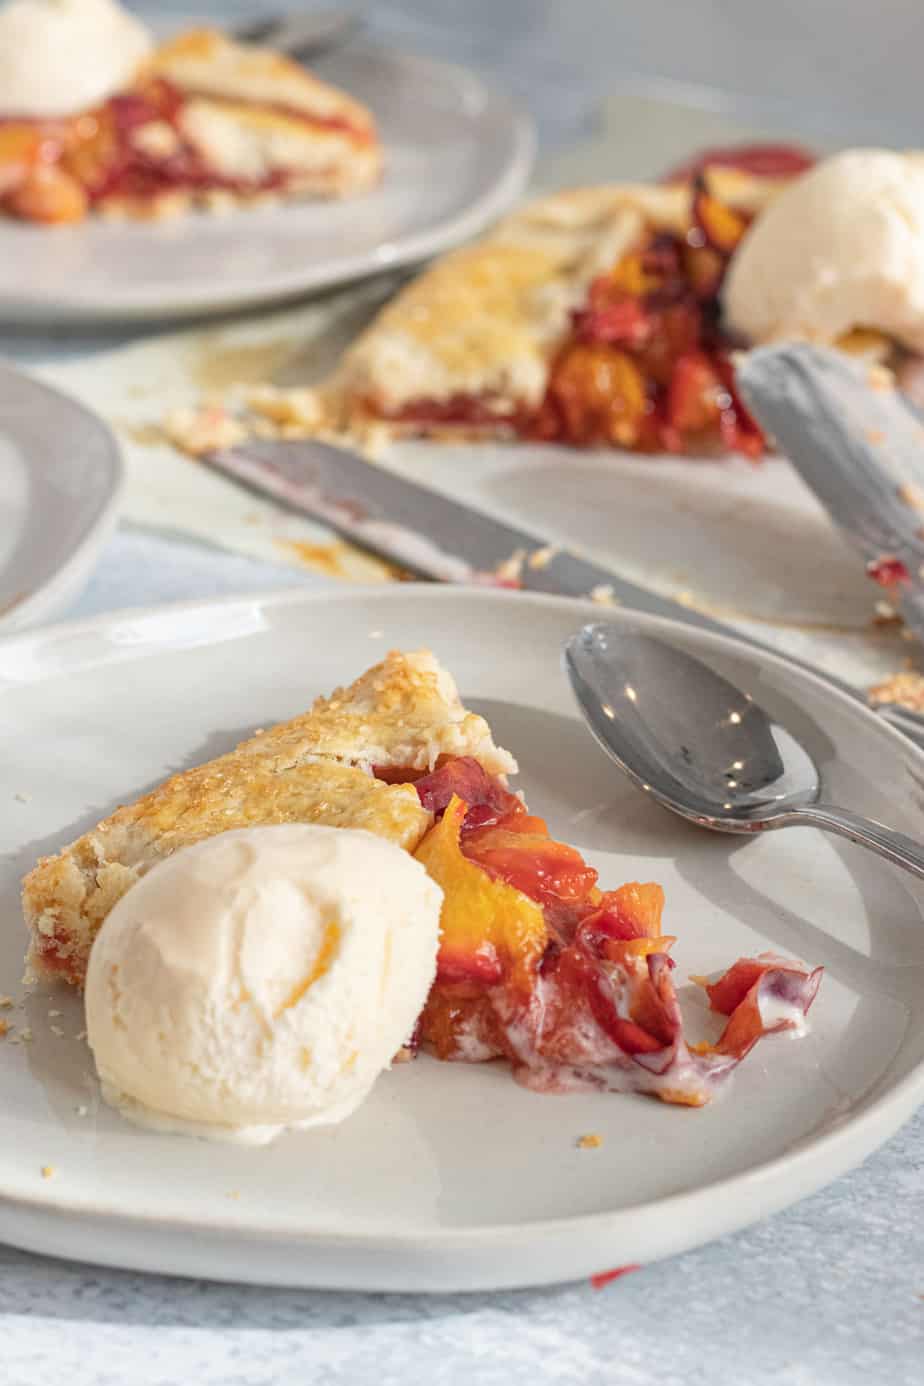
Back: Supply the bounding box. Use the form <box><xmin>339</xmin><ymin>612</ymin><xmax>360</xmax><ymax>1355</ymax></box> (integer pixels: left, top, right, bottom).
<box><xmin>867</xmin><ymin>556</ymin><xmax>911</xmax><ymax>588</ymax></box>
<box><xmin>1</xmin><ymin>76</ymin><xmax>374</xmax><ymax>220</ymax></box>
<box><xmin>530</xmin><ymin>195</ymin><xmax>766</xmax><ymax>456</ymax></box>
<box><xmin>379</xmin><ymin>756</ymin><xmax>822</xmax><ymax>1104</ymax></box>
<box><xmin>661</xmin><ymin>143</ymin><xmax>816</xmax><ymax>184</ymax></box>
<box><xmin>369</xmin><ymin>145</ymin><xmax>816</xmax><ymax>458</ymax></box>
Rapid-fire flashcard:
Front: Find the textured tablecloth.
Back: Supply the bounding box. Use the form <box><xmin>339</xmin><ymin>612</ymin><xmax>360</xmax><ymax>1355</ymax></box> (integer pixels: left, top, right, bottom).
<box><xmin>1</xmin><ymin>1104</ymin><xmax>922</xmax><ymax>1386</ymax></box>
<box><xmin>4</xmin><ymin>3</ymin><xmax>924</xmax><ymax>1381</ymax></box>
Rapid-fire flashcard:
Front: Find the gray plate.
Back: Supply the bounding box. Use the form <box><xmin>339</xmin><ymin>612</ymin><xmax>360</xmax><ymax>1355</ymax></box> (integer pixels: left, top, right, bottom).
<box><xmin>0</xmin><ymin>363</ymin><xmax>123</xmax><ymax>632</ymax></box>
<box><xmin>0</xmin><ymin>45</ymin><xmax>534</xmax><ymax>323</ymax></box>
<box><xmin>1</xmin><ymin>586</ymin><xmax>923</xmax><ymax>1291</ymax></box>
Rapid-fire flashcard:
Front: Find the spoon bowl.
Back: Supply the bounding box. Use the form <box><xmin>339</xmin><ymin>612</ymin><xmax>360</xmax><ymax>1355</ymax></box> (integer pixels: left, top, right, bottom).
<box><xmin>564</xmin><ymin>623</ymin><xmax>924</xmax><ymax>877</ymax></box>
<box><xmin>565</xmin><ymin>624</ymin><xmax>820</xmax><ymax>829</ymax></box>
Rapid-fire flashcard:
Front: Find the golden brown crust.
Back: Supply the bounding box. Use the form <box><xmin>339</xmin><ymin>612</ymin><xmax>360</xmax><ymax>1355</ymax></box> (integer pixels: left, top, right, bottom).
<box><xmin>334</xmin><ymin>241</ymin><xmax>566</xmax><ymax>412</ymax></box>
<box><xmin>238</xmin><ymin>648</ymin><xmax>518</xmax><ymax>777</ymax></box>
<box><xmin>22</xmin><ymin>760</ymin><xmax>430</xmax><ymax>988</ymax></box>
<box><xmin>148</xmin><ymin>28</ymin><xmax>377</xmax><ymax>139</ymax></box>
<box><xmin>21</xmin><ymin>649</ymin><xmax>514</xmax><ymax>987</ymax></box>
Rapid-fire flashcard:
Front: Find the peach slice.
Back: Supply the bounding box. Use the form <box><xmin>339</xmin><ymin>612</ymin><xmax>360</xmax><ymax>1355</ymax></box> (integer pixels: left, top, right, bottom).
<box><xmin>414</xmin><ymin>795</ymin><xmax>547</xmax><ymax>991</ymax></box>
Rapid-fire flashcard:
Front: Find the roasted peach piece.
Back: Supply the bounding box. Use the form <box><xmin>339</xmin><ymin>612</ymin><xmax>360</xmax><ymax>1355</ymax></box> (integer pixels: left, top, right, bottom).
<box><xmin>414</xmin><ymin>795</ymin><xmax>548</xmax><ymax>990</ymax></box>
<box><xmin>691</xmin><ymin>182</ymin><xmax>749</xmax><ymax>254</ymax></box>
<box><xmin>6</xmin><ymin>165</ymin><xmax>87</xmax><ymax>224</ymax></box>
<box><xmin>548</xmin><ymin>343</ymin><xmax>648</xmax><ymax>448</ymax></box>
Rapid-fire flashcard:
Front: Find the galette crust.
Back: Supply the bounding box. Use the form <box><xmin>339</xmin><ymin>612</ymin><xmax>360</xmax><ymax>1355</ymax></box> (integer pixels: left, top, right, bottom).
<box><xmin>148</xmin><ymin>29</ymin><xmax>377</xmax><ymax>138</ymax></box>
<box><xmin>265</xmin><ymin>648</ymin><xmax>519</xmax><ymax>777</ymax></box>
<box><xmin>322</xmin><ymin>170</ymin><xmax>789</xmax><ymax>421</ymax></box>
<box><xmin>21</xmin><ymin>649</ymin><xmax>514</xmax><ymax>986</ymax></box>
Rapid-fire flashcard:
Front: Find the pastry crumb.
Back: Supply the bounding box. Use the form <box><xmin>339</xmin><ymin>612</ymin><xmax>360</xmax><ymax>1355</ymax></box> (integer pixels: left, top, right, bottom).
<box><xmin>867</xmin><ymin>364</ymin><xmax>894</xmax><ymax>391</ymax></box>
<box><xmin>245</xmin><ymin>383</ymin><xmax>323</xmax><ymax>431</ymax></box>
<box><xmin>226</xmin><ymin>1189</ymin><xmax>241</xmax><ymax>1200</ymax></box>
<box><xmin>75</xmin><ymin>1029</ymin><xmax>88</xmax><ymax>1042</ymax></box>
<box><xmin>864</xmin><ymin>428</ymin><xmax>885</xmax><ymax>446</ymax></box>
<box><xmin>49</xmin><ymin>1025</ymin><xmax>65</xmax><ymax>1037</ymax></box>
<box><xmin>527</xmin><ymin>544</ymin><xmax>559</xmax><ymax>570</ymax></box>
<box><xmin>898</xmin><ymin>481</ymin><xmax>924</xmax><ymax>512</ymax></box>
<box><xmin>872</xmin><ymin>599</ymin><xmax>903</xmax><ymax>628</ymax></box>
<box><xmin>19</xmin><ymin>1027</ymin><xmax>33</xmax><ymax>1043</ymax></box>
<box><xmin>74</xmin><ymin>1105</ymin><xmax>89</xmax><ymax>1118</ymax></box>
<box><xmin>869</xmin><ymin>670</ymin><xmax>924</xmax><ymax>711</ymax></box>
<box><xmin>13</xmin><ymin>791</ymin><xmax>30</xmax><ymax>803</ymax></box>
<box><xmin>0</xmin><ymin>1019</ymin><xmax>8</xmax><ymax>1038</ymax></box>
<box><xmin>589</xmin><ymin>583</ymin><xmax>619</xmax><ymax>606</ymax></box>
<box><xmin>48</xmin><ymin>1009</ymin><xmax>62</xmax><ymax>1018</ymax></box>
<box><xmin>163</xmin><ymin>404</ymin><xmax>248</xmax><ymax>457</ymax></box>
<box><xmin>40</xmin><ymin>1165</ymin><xmax>55</xmax><ymax>1179</ymax></box>
<box><xmin>577</xmin><ymin>1133</ymin><xmax>603</xmax><ymax>1149</ymax></box>
<box><xmin>494</xmin><ymin>548</ymin><xmax>527</xmax><ymax>585</ymax></box>
<box><xmin>357</xmin><ymin>423</ymin><xmax>391</xmax><ymax>461</ymax></box>
<box><xmin>163</xmin><ymin>383</ymin><xmax>370</xmax><ymax>463</ymax></box>
<box><xmin>0</xmin><ymin>995</ymin><xmax>13</xmax><ymax>1009</ymax></box>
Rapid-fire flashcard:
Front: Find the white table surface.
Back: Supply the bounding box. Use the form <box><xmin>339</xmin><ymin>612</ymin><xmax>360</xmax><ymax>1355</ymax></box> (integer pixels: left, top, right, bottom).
<box><xmin>3</xmin><ymin>4</ymin><xmax>924</xmax><ymax>1382</ymax></box>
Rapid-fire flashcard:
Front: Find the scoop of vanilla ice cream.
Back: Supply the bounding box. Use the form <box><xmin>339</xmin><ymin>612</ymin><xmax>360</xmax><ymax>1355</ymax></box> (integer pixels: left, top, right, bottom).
<box><xmin>723</xmin><ymin>149</ymin><xmax>924</xmax><ymax>353</ymax></box>
<box><xmin>85</xmin><ymin>825</ymin><xmax>442</xmax><ymax>1143</ymax></box>
<box><xmin>0</xmin><ymin>0</ymin><xmax>153</xmax><ymax>117</ymax></box>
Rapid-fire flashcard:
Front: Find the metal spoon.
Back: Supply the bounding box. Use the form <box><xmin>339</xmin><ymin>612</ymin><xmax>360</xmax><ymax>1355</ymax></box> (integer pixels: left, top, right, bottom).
<box><xmin>564</xmin><ymin>623</ymin><xmax>924</xmax><ymax>879</ymax></box>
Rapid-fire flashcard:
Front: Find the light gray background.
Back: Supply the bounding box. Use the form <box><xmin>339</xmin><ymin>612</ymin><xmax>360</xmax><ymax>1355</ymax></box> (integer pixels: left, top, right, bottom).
<box><xmin>3</xmin><ymin>3</ymin><xmax>924</xmax><ymax>1381</ymax></box>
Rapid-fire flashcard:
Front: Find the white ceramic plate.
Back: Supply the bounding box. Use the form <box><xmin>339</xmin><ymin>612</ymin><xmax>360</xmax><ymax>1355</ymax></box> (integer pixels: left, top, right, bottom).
<box><xmin>1</xmin><ymin>585</ymin><xmax>923</xmax><ymax>1292</ymax></box>
<box><xmin>0</xmin><ymin>46</ymin><xmax>534</xmax><ymax>324</ymax></box>
<box><xmin>0</xmin><ymin>362</ymin><xmax>123</xmax><ymax>633</ymax></box>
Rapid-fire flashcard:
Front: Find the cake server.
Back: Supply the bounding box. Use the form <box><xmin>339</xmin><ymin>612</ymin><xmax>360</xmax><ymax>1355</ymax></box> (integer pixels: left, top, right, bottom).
<box><xmin>205</xmin><ymin>435</ymin><xmax>924</xmax><ymax>750</ymax></box>
<box><xmin>738</xmin><ymin>342</ymin><xmax>924</xmax><ymax>646</ymax></box>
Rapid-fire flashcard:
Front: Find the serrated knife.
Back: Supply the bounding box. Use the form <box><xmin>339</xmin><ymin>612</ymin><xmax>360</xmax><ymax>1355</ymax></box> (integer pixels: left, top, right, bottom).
<box><xmin>205</xmin><ymin>437</ymin><xmax>924</xmax><ymax>751</ymax></box>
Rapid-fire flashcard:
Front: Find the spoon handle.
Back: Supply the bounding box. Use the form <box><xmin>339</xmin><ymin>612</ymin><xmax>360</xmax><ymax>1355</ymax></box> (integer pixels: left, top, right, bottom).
<box><xmin>791</xmin><ymin>804</ymin><xmax>924</xmax><ymax>880</ymax></box>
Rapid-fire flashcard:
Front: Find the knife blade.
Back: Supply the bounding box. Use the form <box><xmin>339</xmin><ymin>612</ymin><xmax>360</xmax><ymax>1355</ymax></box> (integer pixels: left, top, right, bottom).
<box><xmin>205</xmin><ymin>437</ymin><xmax>924</xmax><ymax>750</ymax></box>
<box><xmin>209</xmin><ymin>438</ymin><xmax>719</xmax><ymax>610</ymax></box>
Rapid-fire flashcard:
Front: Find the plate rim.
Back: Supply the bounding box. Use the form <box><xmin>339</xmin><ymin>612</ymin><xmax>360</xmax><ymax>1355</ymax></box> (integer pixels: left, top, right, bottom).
<box><xmin>2</xmin><ymin>584</ymin><xmax>923</xmax><ymax>1285</ymax></box>
<box><xmin>0</xmin><ymin>45</ymin><xmax>536</xmax><ymax>324</ymax></box>
<box><xmin>0</xmin><ymin>362</ymin><xmax>124</xmax><ymax>635</ymax></box>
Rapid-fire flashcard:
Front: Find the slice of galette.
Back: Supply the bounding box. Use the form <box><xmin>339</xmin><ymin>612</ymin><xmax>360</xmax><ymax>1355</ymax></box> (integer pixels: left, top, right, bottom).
<box><xmin>22</xmin><ymin>648</ymin><xmax>821</xmax><ymax>1104</ymax></box>
<box><xmin>0</xmin><ymin>27</ymin><xmax>381</xmax><ymax>224</ymax></box>
<box><xmin>284</xmin><ymin>158</ymin><xmax>811</xmax><ymax>458</ymax></box>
